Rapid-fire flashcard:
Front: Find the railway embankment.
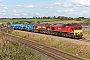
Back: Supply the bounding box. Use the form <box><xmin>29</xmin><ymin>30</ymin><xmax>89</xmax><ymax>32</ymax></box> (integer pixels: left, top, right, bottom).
<box><xmin>10</xmin><ymin>30</ymin><xmax>90</xmax><ymax>59</ymax></box>
<box><xmin>0</xmin><ymin>32</ymin><xmax>48</xmax><ymax>60</ymax></box>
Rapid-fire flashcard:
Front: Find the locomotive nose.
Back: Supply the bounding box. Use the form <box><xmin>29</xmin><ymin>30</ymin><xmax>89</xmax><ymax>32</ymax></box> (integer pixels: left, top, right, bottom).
<box><xmin>74</xmin><ymin>30</ymin><xmax>83</xmax><ymax>35</ymax></box>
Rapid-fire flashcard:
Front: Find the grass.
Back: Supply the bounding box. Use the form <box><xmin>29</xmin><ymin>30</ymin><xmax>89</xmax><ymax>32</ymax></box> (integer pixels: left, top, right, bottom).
<box><xmin>82</xmin><ymin>19</ymin><xmax>90</xmax><ymax>25</ymax></box>
<box><xmin>49</xmin><ymin>20</ymin><xmax>82</xmax><ymax>24</ymax></box>
<box><xmin>0</xmin><ymin>33</ymin><xmax>48</xmax><ymax>60</ymax></box>
<box><xmin>83</xmin><ymin>30</ymin><xmax>90</xmax><ymax>39</ymax></box>
<box><xmin>82</xmin><ymin>26</ymin><xmax>90</xmax><ymax>28</ymax></box>
<box><xmin>11</xmin><ymin>30</ymin><xmax>90</xmax><ymax>59</ymax></box>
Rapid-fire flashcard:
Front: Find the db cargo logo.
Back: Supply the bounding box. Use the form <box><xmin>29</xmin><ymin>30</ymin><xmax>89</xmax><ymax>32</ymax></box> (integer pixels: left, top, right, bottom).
<box><xmin>58</xmin><ymin>28</ymin><xmax>61</xmax><ymax>30</ymax></box>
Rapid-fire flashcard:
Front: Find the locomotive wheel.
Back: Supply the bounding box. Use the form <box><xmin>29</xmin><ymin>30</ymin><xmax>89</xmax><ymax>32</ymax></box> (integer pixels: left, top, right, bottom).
<box><xmin>80</xmin><ymin>36</ymin><xmax>82</xmax><ymax>39</ymax></box>
<box><xmin>41</xmin><ymin>30</ymin><xmax>43</xmax><ymax>33</ymax></box>
<box><xmin>46</xmin><ymin>31</ymin><xmax>50</xmax><ymax>34</ymax></box>
<box><xmin>54</xmin><ymin>32</ymin><xmax>58</xmax><ymax>36</ymax></box>
<box><xmin>78</xmin><ymin>35</ymin><xmax>82</xmax><ymax>39</ymax></box>
<box><xmin>72</xmin><ymin>35</ymin><xmax>75</xmax><ymax>39</ymax></box>
<box><xmin>68</xmin><ymin>34</ymin><xmax>72</xmax><ymax>38</ymax></box>
<box><xmin>62</xmin><ymin>33</ymin><xmax>65</xmax><ymax>37</ymax></box>
<box><xmin>40</xmin><ymin>30</ymin><xmax>42</xmax><ymax>33</ymax></box>
<box><xmin>66</xmin><ymin>34</ymin><xmax>69</xmax><ymax>38</ymax></box>
<box><xmin>34</xmin><ymin>29</ymin><xmax>38</xmax><ymax>33</ymax></box>
<box><xmin>34</xmin><ymin>30</ymin><xmax>36</xmax><ymax>32</ymax></box>
<box><xmin>50</xmin><ymin>31</ymin><xmax>52</xmax><ymax>34</ymax></box>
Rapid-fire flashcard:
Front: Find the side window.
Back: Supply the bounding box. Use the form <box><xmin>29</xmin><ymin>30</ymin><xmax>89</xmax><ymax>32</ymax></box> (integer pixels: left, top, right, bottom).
<box><xmin>74</xmin><ymin>27</ymin><xmax>82</xmax><ymax>30</ymax></box>
<box><xmin>74</xmin><ymin>28</ymin><xmax>78</xmax><ymax>30</ymax></box>
<box><xmin>79</xmin><ymin>27</ymin><xmax>82</xmax><ymax>30</ymax></box>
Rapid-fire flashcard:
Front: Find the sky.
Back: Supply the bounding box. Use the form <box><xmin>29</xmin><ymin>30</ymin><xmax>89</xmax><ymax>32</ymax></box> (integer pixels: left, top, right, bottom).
<box><xmin>0</xmin><ymin>0</ymin><xmax>90</xmax><ymax>18</ymax></box>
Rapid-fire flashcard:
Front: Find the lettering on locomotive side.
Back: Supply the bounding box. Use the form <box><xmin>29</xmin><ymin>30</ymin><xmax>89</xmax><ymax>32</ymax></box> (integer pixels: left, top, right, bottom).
<box><xmin>37</xmin><ymin>26</ymin><xmax>41</xmax><ymax>28</ymax></box>
<box><xmin>42</xmin><ymin>26</ymin><xmax>46</xmax><ymax>29</ymax></box>
<box><xmin>58</xmin><ymin>28</ymin><xmax>61</xmax><ymax>30</ymax></box>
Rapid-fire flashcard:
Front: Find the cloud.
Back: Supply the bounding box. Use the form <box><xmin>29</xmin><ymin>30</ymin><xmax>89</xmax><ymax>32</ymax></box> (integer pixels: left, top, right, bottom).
<box><xmin>24</xmin><ymin>5</ymin><xmax>35</xmax><ymax>8</ymax></box>
<box><xmin>36</xmin><ymin>13</ymin><xmax>40</xmax><ymax>16</ymax></box>
<box><xmin>14</xmin><ymin>14</ymin><xmax>19</xmax><ymax>16</ymax></box>
<box><xmin>62</xmin><ymin>4</ymin><xmax>72</xmax><ymax>7</ymax></box>
<box><xmin>16</xmin><ymin>5</ymin><xmax>35</xmax><ymax>8</ymax></box>
<box><xmin>23</xmin><ymin>14</ymin><xmax>27</xmax><ymax>16</ymax></box>
<box><xmin>55</xmin><ymin>2</ymin><xmax>62</xmax><ymax>6</ymax></box>
<box><xmin>13</xmin><ymin>10</ymin><xmax>24</xmax><ymax>13</ymax></box>
<box><xmin>57</xmin><ymin>10</ymin><xmax>62</xmax><ymax>12</ymax></box>
<box><xmin>3</xmin><ymin>7</ymin><xmax>8</xmax><ymax>10</ymax></box>
<box><xmin>0</xmin><ymin>0</ymin><xmax>3</xmax><ymax>3</ymax></box>
<box><xmin>16</xmin><ymin>5</ymin><xmax>22</xmax><ymax>7</ymax></box>
<box><xmin>0</xmin><ymin>10</ymin><xmax>6</xmax><ymax>15</ymax></box>
<box><xmin>79</xmin><ymin>11</ymin><xmax>88</xmax><ymax>15</ymax></box>
<box><xmin>2</xmin><ymin>10</ymin><xmax>6</xmax><ymax>13</ymax></box>
<box><xmin>13</xmin><ymin>10</ymin><xmax>17</xmax><ymax>13</ymax></box>
<box><xmin>82</xmin><ymin>11</ymin><xmax>88</xmax><ymax>13</ymax></box>
<box><xmin>0</xmin><ymin>10</ymin><xmax>6</xmax><ymax>13</ymax></box>
<box><xmin>45</xmin><ymin>6</ymin><xmax>53</xmax><ymax>9</ymax></box>
<box><xmin>70</xmin><ymin>0</ymin><xmax>90</xmax><ymax>7</ymax></box>
<box><xmin>64</xmin><ymin>9</ymin><xmax>74</xmax><ymax>12</ymax></box>
<box><xmin>64</xmin><ymin>9</ymin><xmax>77</xmax><ymax>14</ymax></box>
<box><xmin>55</xmin><ymin>0</ymin><xmax>90</xmax><ymax>7</ymax></box>
<box><xmin>55</xmin><ymin>1</ymin><xmax>72</xmax><ymax>7</ymax></box>
<box><xmin>0</xmin><ymin>13</ymin><xmax>6</xmax><ymax>15</ymax></box>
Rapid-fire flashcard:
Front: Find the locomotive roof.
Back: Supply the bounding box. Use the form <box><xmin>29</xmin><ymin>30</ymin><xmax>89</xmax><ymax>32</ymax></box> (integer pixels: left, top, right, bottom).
<box><xmin>51</xmin><ymin>23</ymin><xmax>81</xmax><ymax>26</ymax></box>
<box><xmin>63</xmin><ymin>23</ymin><xmax>81</xmax><ymax>26</ymax></box>
<box><xmin>52</xmin><ymin>24</ymin><xmax>63</xmax><ymax>26</ymax></box>
<box><xmin>34</xmin><ymin>23</ymin><xmax>51</xmax><ymax>26</ymax></box>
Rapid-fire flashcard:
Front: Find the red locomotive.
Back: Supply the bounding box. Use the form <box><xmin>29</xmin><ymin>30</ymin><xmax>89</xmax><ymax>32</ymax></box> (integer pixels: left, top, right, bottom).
<box><xmin>50</xmin><ymin>23</ymin><xmax>83</xmax><ymax>38</ymax></box>
<box><xmin>34</xmin><ymin>23</ymin><xmax>83</xmax><ymax>38</ymax></box>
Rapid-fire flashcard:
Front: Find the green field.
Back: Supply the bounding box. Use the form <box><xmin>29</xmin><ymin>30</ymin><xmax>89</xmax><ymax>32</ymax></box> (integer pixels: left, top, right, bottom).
<box><xmin>0</xmin><ymin>19</ymin><xmax>59</xmax><ymax>22</ymax></box>
<box><xmin>0</xmin><ymin>18</ymin><xmax>90</xmax><ymax>26</ymax></box>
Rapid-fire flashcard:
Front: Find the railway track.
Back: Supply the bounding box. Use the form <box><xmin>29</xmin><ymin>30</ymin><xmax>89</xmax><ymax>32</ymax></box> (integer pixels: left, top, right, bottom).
<box><xmin>77</xmin><ymin>37</ymin><xmax>90</xmax><ymax>42</ymax></box>
<box><xmin>3</xmin><ymin>33</ymin><xmax>87</xmax><ymax>60</ymax></box>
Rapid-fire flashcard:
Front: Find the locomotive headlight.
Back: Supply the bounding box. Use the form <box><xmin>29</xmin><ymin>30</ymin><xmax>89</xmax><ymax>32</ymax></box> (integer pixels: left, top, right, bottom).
<box><xmin>80</xmin><ymin>32</ymin><xmax>83</xmax><ymax>35</ymax></box>
<box><xmin>75</xmin><ymin>33</ymin><xmax>77</xmax><ymax>35</ymax></box>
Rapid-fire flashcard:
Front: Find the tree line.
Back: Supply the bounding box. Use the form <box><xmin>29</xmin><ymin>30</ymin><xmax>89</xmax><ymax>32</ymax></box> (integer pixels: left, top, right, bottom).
<box><xmin>0</xmin><ymin>16</ymin><xmax>85</xmax><ymax>20</ymax></box>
